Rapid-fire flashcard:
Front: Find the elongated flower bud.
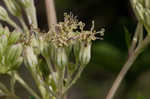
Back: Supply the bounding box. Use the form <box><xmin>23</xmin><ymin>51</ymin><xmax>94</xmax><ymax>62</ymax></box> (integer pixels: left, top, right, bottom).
<box><xmin>135</xmin><ymin>3</ymin><xmax>144</xmax><ymax>21</ymax></box>
<box><xmin>20</xmin><ymin>0</ymin><xmax>37</xmax><ymax>27</ymax></box>
<box><xmin>79</xmin><ymin>42</ymin><xmax>91</xmax><ymax>65</ymax></box>
<box><xmin>8</xmin><ymin>31</ymin><xmax>21</xmax><ymax>44</ymax></box>
<box><xmin>6</xmin><ymin>44</ymin><xmax>23</xmax><ymax>62</ymax></box>
<box><xmin>11</xmin><ymin>57</ymin><xmax>23</xmax><ymax>69</ymax></box>
<box><xmin>39</xmin><ymin>37</ymin><xmax>51</xmax><ymax>58</ymax></box>
<box><xmin>0</xmin><ymin>35</ymin><xmax>8</xmax><ymax>48</ymax></box>
<box><xmin>56</xmin><ymin>47</ymin><xmax>68</xmax><ymax>69</ymax></box>
<box><xmin>31</xmin><ymin>37</ymin><xmax>41</xmax><ymax>55</ymax></box>
<box><xmin>4</xmin><ymin>0</ymin><xmax>22</xmax><ymax>16</ymax></box>
<box><xmin>0</xmin><ymin>6</ymin><xmax>9</xmax><ymax>21</ymax></box>
<box><xmin>24</xmin><ymin>46</ymin><xmax>38</xmax><ymax>67</ymax></box>
<box><xmin>144</xmin><ymin>0</ymin><xmax>150</xmax><ymax>9</ymax></box>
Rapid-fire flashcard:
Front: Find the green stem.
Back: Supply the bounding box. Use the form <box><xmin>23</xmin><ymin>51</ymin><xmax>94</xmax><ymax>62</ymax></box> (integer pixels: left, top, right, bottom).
<box><xmin>0</xmin><ymin>81</ymin><xmax>9</xmax><ymax>94</ymax></box>
<box><xmin>129</xmin><ymin>22</ymin><xmax>143</xmax><ymax>55</ymax></box>
<box><xmin>66</xmin><ymin>63</ymin><xmax>79</xmax><ymax>88</ymax></box>
<box><xmin>0</xmin><ymin>79</ymin><xmax>20</xmax><ymax>99</ymax></box>
<box><xmin>7</xmin><ymin>18</ymin><xmax>22</xmax><ymax>32</ymax></box>
<box><xmin>10</xmin><ymin>72</ymin><xmax>16</xmax><ymax>94</ymax></box>
<box><xmin>56</xmin><ymin>67</ymin><xmax>65</xmax><ymax>99</ymax></box>
<box><xmin>43</xmin><ymin>82</ymin><xmax>56</xmax><ymax>97</ymax></box>
<box><xmin>105</xmin><ymin>36</ymin><xmax>150</xmax><ymax>99</ymax></box>
<box><xmin>29</xmin><ymin>67</ymin><xmax>47</xmax><ymax>99</ymax></box>
<box><xmin>14</xmin><ymin>72</ymin><xmax>41</xmax><ymax>99</ymax></box>
<box><xmin>18</xmin><ymin>16</ymin><xmax>29</xmax><ymax>34</ymax></box>
<box><xmin>63</xmin><ymin>65</ymin><xmax>85</xmax><ymax>94</ymax></box>
<box><xmin>45</xmin><ymin>58</ymin><xmax>57</xmax><ymax>83</ymax></box>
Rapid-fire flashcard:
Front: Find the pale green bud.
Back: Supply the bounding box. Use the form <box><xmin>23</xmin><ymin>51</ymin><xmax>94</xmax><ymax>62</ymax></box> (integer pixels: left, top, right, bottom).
<box><xmin>39</xmin><ymin>37</ymin><xmax>51</xmax><ymax>58</ymax></box>
<box><xmin>11</xmin><ymin>57</ymin><xmax>23</xmax><ymax>69</ymax></box>
<box><xmin>0</xmin><ymin>44</ymin><xmax>3</xmax><ymax>61</ymax></box>
<box><xmin>142</xmin><ymin>0</ymin><xmax>150</xmax><ymax>9</ymax></box>
<box><xmin>0</xmin><ymin>35</ymin><xmax>8</xmax><ymax>48</ymax></box>
<box><xmin>18</xmin><ymin>0</ymin><xmax>31</xmax><ymax>8</ymax></box>
<box><xmin>6</xmin><ymin>44</ymin><xmax>23</xmax><ymax>62</ymax></box>
<box><xmin>4</xmin><ymin>0</ymin><xmax>22</xmax><ymax>16</ymax></box>
<box><xmin>145</xmin><ymin>9</ymin><xmax>150</xmax><ymax>25</ymax></box>
<box><xmin>135</xmin><ymin>3</ymin><xmax>145</xmax><ymax>21</ymax></box>
<box><xmin>79</xmin><ymin>42</ymin><xmax>91</xmax><ymax>65</ymax></box>
<box><xmin>24</xmin><ymin>46</ymin><xmax>38</xmax><ymax>67</ymax></box>
<box><xmin>56</xmin><ymin>47</ymin><xmax>68</xmax><ymax>69</ymax></box>
<box><xmin>8</xmin><ymin>31</ymin><xmax>21</xmax><ymax>44</ymax></box>
<box><xmin>31</xmin><ymin>37</ymin><xmax>40</xmax><ymax>55</ymax></box>
<box><xmin>24</xmin><ymin>0</ymin><xmax>37</xmax><ymax>27</ymax></box>
<box><xmin>0</xmin><ymin>6</ymin><xmax>9</xmax><ymax>21</ymax></box>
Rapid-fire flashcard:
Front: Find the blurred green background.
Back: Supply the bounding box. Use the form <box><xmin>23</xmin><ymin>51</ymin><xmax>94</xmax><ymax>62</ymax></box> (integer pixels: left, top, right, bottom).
<box><xmin>35</xmin><ymin>0</ymin><xmax>150</xmax><ymax>99</ymax></box>
<box><xmin>1</xmin><ymin>0</ymin><xmax>150</xmax><ymax>99</ymax></box>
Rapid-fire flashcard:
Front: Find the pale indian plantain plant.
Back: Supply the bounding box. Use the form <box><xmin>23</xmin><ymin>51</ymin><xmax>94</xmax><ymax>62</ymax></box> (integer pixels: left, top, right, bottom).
<box><xmin>106</xmin><ymin>0</ymin><xmax>150</xmax><ymax>99</ymax></box>
<box><xmin>0</xmin><ymin>0</ymin><xmax>104</xmax><ymax>99</ymax></box>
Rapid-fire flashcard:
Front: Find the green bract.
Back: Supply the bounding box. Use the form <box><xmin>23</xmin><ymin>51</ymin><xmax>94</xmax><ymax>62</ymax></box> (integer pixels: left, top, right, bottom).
<box><xmin>24</xmin><ymin>46</ymin><xmax>38</xmax><ymax>68</ymax></box>
<box><xmin>0</xmin><ymin>6</ymin><xmax>9</xmax><ymax>21</ymax></box>
<box><xmin>132</xmin><ymin>0</ymin><xmax>150</xmax><ymax>34</ymax></box>
<box><xmin>55</xmin><ymin>47</ymin><xmax>68</xmax><ymax>69</ymax></box>
<box><xmin>79</xmin><ymin>42</ymin><xmax>91</xmax><ymax>65</ymax></box>
<box><xmin>4</xmin><ymin>0</ymin><xmax>22</xmax><ymax>17</ymax></box>
<box><xmin>0</xmin><ymin>27</ymin><xmax>23</xmax><ymax>74</ymax></box>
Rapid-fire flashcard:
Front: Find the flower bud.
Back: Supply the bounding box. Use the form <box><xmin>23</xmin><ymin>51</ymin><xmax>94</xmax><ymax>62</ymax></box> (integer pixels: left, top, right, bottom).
<box><xmin>11</xmin><ymin>57</ymin><xmax>23</xmax><ymax>69</ymax></box>
<box><xmin>144</xmin><ymin>9</ymin><xmax>150</xmax><ymax>28</ymax></box>
<box><xmin>21</xmin><ymin>0</ymin><xmax>37</xmax><ymax>27</ymax></box>
<box><xmin>56</xmin><ymin>47</ymin><xmax>68</xmax><ymax>69</ymax></box>
<box><xmin>144</xmin><ymin>0</ymin><xmax>150</xmax><ymax>9</ymax></box>
<box><xmin>0</xmin><ymin>6</ymin><xmax>9</xmax><ymax>21</ymax></box>
<box><xmin>39</xmin><ymin>37</ymin><xmax>51</xmax><ymax>58</ymax></box>
<box><xmin>18</xmin><ymin>0</ymin><xmax>30</xmax><ymax>8</ymax></box>
<box><xmin>0</xmin><ymin>35</ymin><xmax>8</xmax><ymax>48</ymax></box>
<box><xmin>135</xmin><ymin>3</ymin><xmax>144</xmax><ymax>21</ymax></box>
<box><xmin>6</xmin><ymin>44</ymin><xmax>23</xmax><ymax>62</ymax></box>
<box><xmin>4</xmin><ymin>0</ymin><xmax>22</xmax><ymax>16</ymax></box>
<box><xmin>24</xmin><ymin>46</ymin><xmax>38</xmax><ymax>67</ymax></box>
<box><xmin>8</xmin><ymin>31</ymin><xmax>21</xmax><ymax>44</ymax></box>
<box><xmin>79</xmin><ymin>42</ymin><xmax>91</xmax><ymax>65</ymax></box>
<box><xmin>0</xmin><ymin>44</ymin><xmax>23</xmax><ymax>74</ymax></box>
<box><xmin>0</xmin><ymin>44</ymin><xmax>3</xmax><ymax>60</ymax></box>
<box><xmin>31</xmin><ymin>37</ymin><xmax>40</xmax><ymax>55</ymax></box>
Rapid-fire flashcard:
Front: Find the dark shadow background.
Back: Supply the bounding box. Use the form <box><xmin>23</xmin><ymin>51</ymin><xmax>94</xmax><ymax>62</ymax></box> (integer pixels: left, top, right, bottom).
<box><xmin>1</xmin><ymin>0</ymin><xmax>150</xmax><ymax>99</ymax></box>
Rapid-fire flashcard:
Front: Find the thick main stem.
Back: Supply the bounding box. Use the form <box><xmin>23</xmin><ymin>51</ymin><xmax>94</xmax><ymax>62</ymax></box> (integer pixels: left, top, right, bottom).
<box><xmin>106</xmin><ymin>36</ymin><xmax>150</xmax><ymax>99</ymax></box>
<box><xmin>106</xmin><ymin>52</ymin><xmax>138</xmax><ymax>99</ymax></box>
<box><xmin>45</xmin><ymin>0</ymin><xmax>57</xmax><ymax>29</ymax></box>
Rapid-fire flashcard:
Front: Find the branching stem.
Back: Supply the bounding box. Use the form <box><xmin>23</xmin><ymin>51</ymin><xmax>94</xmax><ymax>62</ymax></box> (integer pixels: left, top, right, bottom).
<box><xmin>106</xmin><ymin>36</ymin><xmax>150</xmax><ymax>99</ymax></box>
<box><xmin>14</xmin><ymin>72</ymin><xmax>41</xmax><ymax>99</ymax></box>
